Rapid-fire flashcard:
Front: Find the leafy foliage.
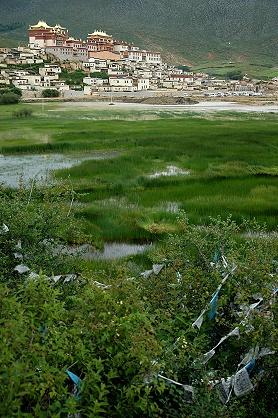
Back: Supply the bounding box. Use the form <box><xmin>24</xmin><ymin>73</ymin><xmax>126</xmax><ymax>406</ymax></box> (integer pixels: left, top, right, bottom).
<box><xmin>0</xmin><ymin>91</ymin><xmax>20</xmax><ymax>104</ymax></box>
<box><xmin>90</xmin><ymin>71</ymin><xmax>109</xmax><ymax>80</ymax></box>
<box><xmin>226</xmin><ymin>70</ymin><xmax>244</xmax><ymax>80</ymax></box>
<box><xmin>0</xmin><ymin>186</ymin><xmax>277</xmax><ymax>416</ymax></box>
<box><xmin>13</xmin><ymin>108</ymin><xmax>33</xmax><ymax>118</ymax></box>
<box><xmin>60</xmin><ymin>69</ymin><xmax>86</xmax><ymax>86</ymax></box>
<box><xmin>42</xmin><ymin>89</ymin><xmax>59</xmax><ymax>98</ymax></box>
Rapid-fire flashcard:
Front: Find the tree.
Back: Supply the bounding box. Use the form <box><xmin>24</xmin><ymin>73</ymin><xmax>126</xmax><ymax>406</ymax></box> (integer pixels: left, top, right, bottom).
<box><xmin>177</xmin><ymin>65</ymin><xmax>191</xmax><ymax>73</ymax></box>
<box><xmin>226</xmin><ymin>70</ymin><xmax>243</xmax><ymax>80</ymax></box>
<box><xmin>42</xmin><ymin>89</ymin><xmax>59</xmax><ymax>98</ymax></box>
<box><xmin>0</xmin><ymin>92</ymin><xmax>20</xmax><ymax>104</ymax></box>
<box><xmin>60</xmin><ymin>69</ymin><xmax>86</xmax><ymax>86</ymax></box>
<box><xmin>90</xmin><ymin>71</ymin><xmax>109</xmax><ymax>79</ymax></box>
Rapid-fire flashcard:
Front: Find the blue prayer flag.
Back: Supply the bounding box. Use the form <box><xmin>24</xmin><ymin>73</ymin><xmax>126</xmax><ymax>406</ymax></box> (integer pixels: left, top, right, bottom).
<box><xmin>208</xmin><ymin>290</ymin><xmax>220</xmax><ymax>320</ymax></box>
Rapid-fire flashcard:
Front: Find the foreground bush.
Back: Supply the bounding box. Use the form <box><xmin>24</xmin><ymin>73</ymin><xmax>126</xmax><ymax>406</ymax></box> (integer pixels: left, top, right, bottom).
<box><xmin>0</xmin><ymin>190</ymin><xmax>277</xmax><ymax>417</ymax></box>
<box><xmin>13</xmin><ymin>108</ymin><xmax>33</xmax><ymax>118</ymax></box>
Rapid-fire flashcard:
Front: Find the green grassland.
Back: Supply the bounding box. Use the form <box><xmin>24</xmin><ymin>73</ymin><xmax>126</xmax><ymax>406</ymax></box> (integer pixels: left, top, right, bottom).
<box><xmin>192</xmin><ymin>61</ymin><xmax>278</xmax><ymax>80</ymax></box>
<box><xmin>1</xmin><ymin>103</ymin><xmax>278</xmax><ymax>244</ymax></box>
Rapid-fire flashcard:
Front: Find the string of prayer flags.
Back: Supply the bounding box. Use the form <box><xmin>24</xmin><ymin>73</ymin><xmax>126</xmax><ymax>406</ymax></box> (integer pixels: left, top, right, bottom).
<box><xmin>238</xmin><ymin>294</ymin><xmax>264</xmax><ymax>320</ymax></box>
<box><xmin>141</xmin><ymin>270</ymin><xmax>153</xmax><ymax>279</ymax></box>
<box><xmin>202</xmin><ymin>327</ymin><xmax>240</xmax><ymax>364</ymax></box>
<box><xmin>52</xmin><ymin>275</ymin><xmax>62</xmax><ymax>284</ymax></box>
<box><xmin>92</xmin><ymin>280</ymin><xmax>112</xmax><ymax>290</ymax></box>
<box><xmin>208</xmin><ymin>290</ymin><xmax>220</xmax><ymax>320</ymax></box>
<box><xmin>192</xmin><ymin>309</ymin><xmax>206</xmax><ymax>329</ymax></box>
<box><xmin>157</xmin><ymin>374</ymin><xmax>194</xmax><ymax>403</ymax></box>
<box><xmin>192</xmin><ymin>266</ymin><xmax>237</xmax><ymax>329</ymax></box>
<box><xmin>141</xmin><ymin>264</ymin><xmax>165</xmax><ymax>278</ymax></box>
<box><xmin>63</xmin><ymin>274</ymin><xmax>78</xmax><ymax>283</ymax></box>
<box><xmin>217</xmin><ymin>345</ymin><xmax>275</xmax><ymax>403</ymax></box>
<box><xmin>245</xmin><ymin>359</ymin><xmax>256</xmax><ymax>374</ymax></box>
<box><xmin>257</xmin><ymin>347</ymin><xmax>276</xmax><ymax>358</ymax></box>
<box><xmin>221</xmin><ymin>255</ymin><xmax>228</xmax><ymax>269</ymax></box>
<box><xmin>153</xmin><ymin>264</ymin><xmax>165</xmax><ymax>275</ymax></box>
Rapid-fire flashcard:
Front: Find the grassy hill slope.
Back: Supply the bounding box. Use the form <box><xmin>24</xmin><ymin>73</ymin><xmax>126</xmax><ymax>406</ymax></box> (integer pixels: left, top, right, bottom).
<box><xmin>1</xmin><ymin>0</ymin><xmax>277</xmax><ymax>70</ymax></box>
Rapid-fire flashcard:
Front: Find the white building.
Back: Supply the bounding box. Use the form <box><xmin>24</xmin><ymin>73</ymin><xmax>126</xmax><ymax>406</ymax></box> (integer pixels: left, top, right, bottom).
<box><xmin>39</xmin><ymin>64</ymin><xmax>61</xmax><ymax>77</ymax></box>
<box><xmin>136</xmin><ymin>78</ymin><xmax>150</xmax><ymax>91</ymax></box>
<box><xmin>109</xmin><ymin>76</ymin><xmax>134</xmax><ymax>91</ymax></box>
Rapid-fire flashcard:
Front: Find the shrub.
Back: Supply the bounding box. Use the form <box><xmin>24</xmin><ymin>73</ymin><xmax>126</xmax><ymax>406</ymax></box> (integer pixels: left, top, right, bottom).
<box><xmin>0</xmin><ymin>188</ymin><xmax>277</xmax><ymax>417</ymax></box>
<box><xmin>10</xmin><ymin>85</ymin><xmax>22</xmax><ymax>97</ymax></box>
<box><xmin>226</xmin><ymin>70</ymin><xmax>243</xmax><ymax>80</ymax></box>
<box><xmin>0</xmin><ymin>92</ymin><xmax>20</xmax><ymax>104</ymax></box>
<box><xmin>61</xmin><ymin>69</ymin><xmax>86</xmax><ymax>86</ymax></box>
<box><xmin>0</xmin><ymin>85</ymin><xmax>22</xmax><ymax>97</ymax></box>
<box><xmin>42</xmin><ymin>89</ymin><xmax>59</xmax><ymax>98</ymax></box>
<box><xmin>90</xmin><ymin>71</ymin><xmax>109</xmax><ymax>79</ymax></box>
<box><xmin>13</xmin><ymin>108</ymin><xmax>33</xmax><ymax>118</ymax></box>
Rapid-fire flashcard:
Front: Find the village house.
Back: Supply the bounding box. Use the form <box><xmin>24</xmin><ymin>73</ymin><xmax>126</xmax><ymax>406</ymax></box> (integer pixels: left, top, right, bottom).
<box><xmin>109</xmin><ymin>75</ymin><xmax>134</xmax><ymax>92</ymax></box>
<box><xmin>162</xmin><ymin>74</ymin><xmax>194</xmax><ymax>89</ymax></box>
<box><xmin>39</xmin><ymin>64</ymin><xmax>61</xmax><ymax>78</ymax></box>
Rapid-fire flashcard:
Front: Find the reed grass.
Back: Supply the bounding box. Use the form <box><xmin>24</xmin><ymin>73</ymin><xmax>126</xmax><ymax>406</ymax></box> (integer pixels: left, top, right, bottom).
<box><xmin>1</xmin><ymin>103</ymin><xmax>277</xmax><ymax>238</ymax></box>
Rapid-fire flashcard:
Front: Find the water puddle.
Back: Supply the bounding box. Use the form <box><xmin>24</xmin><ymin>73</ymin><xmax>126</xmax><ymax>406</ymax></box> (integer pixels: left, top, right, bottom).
<box><xmin>148</xmin><ymin>165</ymin><xmax>190</xmax><ymax>178</ymax></box>
<box><xmin>163</xmin><ymin>202</ymin><xmax>181</xmax><ymax>213</ymax></box>
<box><xmin>55</xmin><ymin>242</ymin><xmax>151</xmax><ymax>260</ymax></box>
<box><xmin>0</xmin><ymin>152</ymin><xmax>119</xmax><ymax>188</ymax></box>
<box><xmin>243</xmin><ymin>231</ymin><xmax>278</xmax><ymax>240</ymax></box>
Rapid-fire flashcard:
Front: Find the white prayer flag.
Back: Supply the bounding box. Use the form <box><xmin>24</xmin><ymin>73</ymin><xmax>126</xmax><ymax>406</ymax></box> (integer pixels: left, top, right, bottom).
<box><xmin>153</xmin><ymin>264</ymin><xmax>165</xmax><ymax>275</ymax></box>
<box><xmin>52</xmin><ymin>275</ymin><xmax>62</xmax><ymax>283</ymax></box>
<box><xmin>92</xmin><ymin>280</ymin><xmax>112</xmax><ymax>289</ymax></box>
<box><xmin>14</xmin><ymin>264</ymin><xmax>30</xmax><ymax>274</ymax></box>
<box><xmin>192</xmin><ymin>309</ymin><xmax>206</xmax><ymax>329</ymax></box>
<box><xmin>234</xmin><ymin>367</ymin><xmax>254</xmax><ymax>397</ymax></box>
<box><xmin>1</xmin><ymin>223</ymin><xmax>9</xmax><ymax>234</ymax></box>
<box><xmin>217</xmin><ymin>376</ymin><xmax>234</xmax><ymax>404</ymax></box>
<box><xmin>203</xmin><ymin>349</ymin><xmax>215</xmax><ymax>364</ymax></box>
<box><xmin>13</xmin><ymin>252</ymin><xmax>23</xmax><ymax>260</ymax></box>
<box><xmin>28</xmin><ymin>272</ymin><xmax>40</xmax><ymax>280</ymax></box>
<box><xmin>63</xmin><ymin>274</ymin><xmax>77</xmax><ymax>283</ymax></box>
<box><xmin>15</xmin><ymin>240</ymin><xmax>22</xmax><ymax>250</ymax></box>
<box><xmin>141</xmin><ymin>270</ymin><xmax>153</xmax><ymax>279</ymax></box>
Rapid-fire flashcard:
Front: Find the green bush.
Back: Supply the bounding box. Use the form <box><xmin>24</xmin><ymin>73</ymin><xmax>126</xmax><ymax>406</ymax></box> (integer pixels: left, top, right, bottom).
<box><xmin>0</xmin><ymin>188</ymin><xmax>277</xmax><ymax>417</ymax></box>
<box><xmin>13</xmin><ymin>108</ymin><xmax>33</xmax><ymax>118</ymax></box>
<box><xmin>90</xmin><ymin>71</ymin><xmax>109</xmax><ymax>79</ymax></box>
<box><xmin>61</xmin><ymin>69</ymin><xmax>86</xmax><ymax>86</ymax></box>
<box><xmin>226</xmin><ymin>70</ymin><xmax>243</xmax><ymax>80</ymax></box>
<box><xmin>42</xmin><ymin>89</ymin><xmax>60</xmax><ymax>98</ymax></box>
<box><xmin>0</xmin><ymin>92</ymin><xmax>20</xmax><ymax>104</ymax></box>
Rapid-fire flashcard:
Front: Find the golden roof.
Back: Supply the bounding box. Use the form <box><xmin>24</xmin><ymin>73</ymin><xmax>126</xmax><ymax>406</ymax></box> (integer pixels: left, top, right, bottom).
<box><xmin>29</xmin><ymin>20</ymin><xmax>52</xmax><ymax>29</ymax></box>
<box><xmin>88</xmin><ymin>30</ymin><xmax>112</xmax><ymax>38</ymax></box>
<box><xmin>54</xmin><ymin>24</ymin><xmax>66</xmax><ymax>30</ymax></box>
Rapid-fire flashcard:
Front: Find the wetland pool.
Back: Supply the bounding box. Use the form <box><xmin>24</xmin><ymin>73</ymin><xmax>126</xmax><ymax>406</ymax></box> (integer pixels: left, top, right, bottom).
<box><xmin>0</xmin><ymin>152</ymin><xmax>119</xmax><ymax>188</ymax></box>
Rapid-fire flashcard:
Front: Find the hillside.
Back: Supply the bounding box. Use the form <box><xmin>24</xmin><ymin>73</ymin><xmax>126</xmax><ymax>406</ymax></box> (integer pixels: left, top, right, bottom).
<box><xmin>1</xmin><ymin>0</ymin><xmax>278</xmax><ymax>68</ymax></box>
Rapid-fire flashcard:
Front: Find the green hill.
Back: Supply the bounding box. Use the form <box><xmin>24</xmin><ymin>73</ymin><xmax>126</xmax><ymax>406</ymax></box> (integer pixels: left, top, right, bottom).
<box><xmin>1</xmin><ymin>0</ymin><xmax>278</xmax><ymax>73</ymax></box>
